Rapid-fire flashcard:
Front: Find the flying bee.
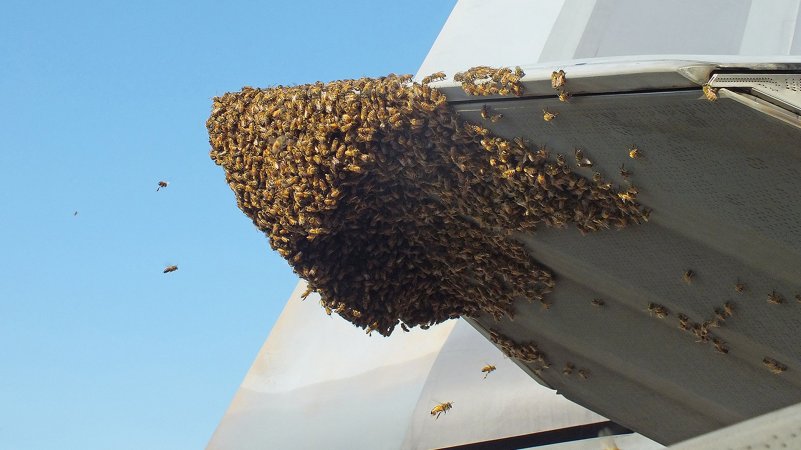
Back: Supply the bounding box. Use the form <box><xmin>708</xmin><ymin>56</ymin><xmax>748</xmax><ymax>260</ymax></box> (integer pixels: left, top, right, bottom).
<box><xmin>682</xmin><ymin>270</ymin><xmax>695</xmax><ymax>284</ymax></box>
<box><xmin>619</xmin><ymin>164</ymin><xmax>631</xmax><ymax>179</ymax></box>
<box><xmin>157</xmin><ymin>180</ymin><xmax>169</xmax><ymax>191</ymax></box>
<box><xmin>629</xmin><ymin>145</ymin><xmax>642</xmax><ymax>159</ymax></box>
<box><xmin>591</xmin><ymin>298</ymin><xmax>605</xmax><ymax>307</ymax></box>
<box><xmin>557</xmin><ymin>90</ymin><xmax>571</xmax><ymax>102</ymax></box>
<box><xmin>713</xmin><ymin>338</ymin><xmax>729</xmax><ymax>354</ymax></box>
<box><xmin>734</xmin><ymin>280</ymin><xmax>746</xmax><ymax>293</ymax></box>
<box><xmin>648</xmin><ymin>303</ymin><xmax>669</xmax><ymax>318</ymax></box>
<box><xmin>163</xmin><ymin>265</ymin><xmax>178</xmax><ymax>273</ymax></box>
<box><xmin>73</xmin><ymin>211</ymin><xmax>78</xmax><ymax>216</ymax></box>
<box><xmin>574</xmin><ymin>148</ymin><xmax>592</xmax><ymax>167</ymax></box>
<box><xmin>702</xmin><ymin>84</ymin><xmax>718</xmax><ymax>101</ymax></box>
<box><xmin>481</xmin><ymin>364</ymin><xmax>496</xmax><ymax>379</ymax></box>
<box><xmin>763</xmin><ymin>357</ymin><xmax>787</xmax><ymax>374</ymax></box>
<box><xmin>430</xmin><ymin>401</ymin><xmax>454</xmax><ymax>419</ymax></box>
<box><xmin>768</xmin><ymin>290</ymin><xmax>784</xmax><ymax>304</ymax></box>
<box><xmin>543</xmin><ymin>110</ymin><xmax>558</xmax><ymax>122</ymax></box>
<box><xmin>551</xmin><ymin>70</ymin><xmax>566</xmax><ymax>89</ymax></box>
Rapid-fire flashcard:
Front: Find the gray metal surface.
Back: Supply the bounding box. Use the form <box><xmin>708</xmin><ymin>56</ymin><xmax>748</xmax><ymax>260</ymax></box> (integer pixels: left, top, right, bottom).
<box><xmin>668</xmin><ymin>401</ymin><xmax>801</xmax><ymax>449</ymax></box>
<box><xmin>452</xmin><ymin>85</ymin><xmax>801</xmax><ymax>445</ymax></box>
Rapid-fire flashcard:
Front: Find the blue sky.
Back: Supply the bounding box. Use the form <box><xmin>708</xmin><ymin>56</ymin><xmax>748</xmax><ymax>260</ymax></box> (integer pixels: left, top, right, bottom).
<box><xmin>0</xmin><ymin>1</ymin><xmax>456</xmax><ymax>448</ymax></box>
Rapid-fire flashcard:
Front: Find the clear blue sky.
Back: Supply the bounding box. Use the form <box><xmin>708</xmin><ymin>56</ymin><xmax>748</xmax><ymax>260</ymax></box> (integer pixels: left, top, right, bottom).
<box><xmin>0</xmin><ymin>1</ymin><xmax>456</xmax><ymax>448</ymax></box>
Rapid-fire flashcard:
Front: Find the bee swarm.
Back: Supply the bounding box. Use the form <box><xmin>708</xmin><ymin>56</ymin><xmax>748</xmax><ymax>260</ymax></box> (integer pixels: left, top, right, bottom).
<box><xmin>207</xmin><ymin>73</ymin><xmax>649</xmax><ymax>336</ymax></box>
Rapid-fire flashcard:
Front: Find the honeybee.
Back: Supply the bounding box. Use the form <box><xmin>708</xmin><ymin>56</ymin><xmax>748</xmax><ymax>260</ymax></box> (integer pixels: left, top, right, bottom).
<box><xmin>73</xmin><ymin>211</ymin><xmax>78</xmax><ymax>216</ymax></box>
<box><xmin>768</xmin><ymin>290</ymin><xmax>784</xmax><ymax>304</ymax></box>
<box><xmin>562</xmin><ymin>363</ymin><xmax>574</xmax><ymax>375</ymax></box>
<box><xmin>723</xmin><ymin>301</ymin><xmax>734</xmax><ymax>317</ymax></box>
<box><xmin>300</xmin><ymin>286</ymin><xmax>313</xmax><ymax>300</ymax></box>
<box><xmin>619</xmin><ymin>164</ymin><xmax>631</xmax><ymax>179</ymax></box>
<box><xmin>574</xmin><ymin>148</ymin><xmax>592</xmax><ymax>167</ymax></box>
<box><xmin>734</xmin><ymin>280</ymin><xmax>746</xmax><ymax>293</ymax></box>
<box><xmin>702</xmin><ymin>84</ymin><xmax>718</xmax><ymax>101</ymax></box>
<box><xmin>712</xmin><ymin>338</ymin><xmax>728</xmax><ymax>354</ymax></box>
<box><xmin>763</xmin><ymin>357</ymin><xmax>787</xmax><ymax>374</ymax></box>
<box><xmin>617</xmin><ymin>191</ymin><xmax>636</xmax><ymax>203</ymax></box>
<box><xmin>163</xmin><ymin>265</ymin><xmax>178</xmax><ymax>273</ymax></box>
<box><xmin>157</xmin><ymin>180</ymin><xmax>169</xmax><ymax>191</ymax></box>
<box><xmin>481</xmin><ymin>105</ymin><xmax>490</xmax><ymax>120</ymax></box>
<box><xmin>543</xmin><ymin>110</ymin><xmax>558</xmax><ymax>121</ymax></box>
<box><xmin>578</xmin><ymin>369</ymin><xmax>589</xmax><ymax>380</ymax></box>
<box><xmin>421</xmin><ymin>71</ymin><xmax>446</xmax><ymax>85</ymax></box>
<box><xmin>682</xmin><ymin>270</ymin><xmax>695</xmax><ymax>284</ymax></box>
<box><xmin>557</xmin><ymin>90</ymin><xmax>571</xmax><ymax>102</ymax></box>
<box><xmin>648</xmin><ymin>303</ymin><xmax>669</xmax><ymax>318</ymax></box>
<box><xmin>629</xmin><ymin>146</ymin><xmax>642</xmax><ymax>159</ymax></box>
<box><xmin>591</xmin><ymin>298</ymin><xmax>605</xmax><ymax>307</ymax></box>
<box><xmin>430</xmin><ymin>401</ymin><xmax>454</xmax><ymax>419</ymax></box>
<box><xmin>551</xmin><ymin>70</ymin><xmax>566</xmax><ymax>89</ymax></box>
<box><xmin>401</xmin><ymin>323</ymin><xmax>410</xmax><ymax>332</ymax></box>
<box><xmin>677</xmin><ymin>313</ymin><xmax>691</xmax><ymax>331</ymax></box>
<box><xmin>481</xmin><ymin>364</ymin><xmax>496</xmax><ymax>379</ymax></box>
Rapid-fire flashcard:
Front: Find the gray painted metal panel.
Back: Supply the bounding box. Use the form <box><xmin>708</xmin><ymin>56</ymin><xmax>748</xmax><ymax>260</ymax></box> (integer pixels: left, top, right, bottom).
<box><xmin>450</xmin><ymin>84</ymin><xmax>801</xmax><ymax>444</ymax></box>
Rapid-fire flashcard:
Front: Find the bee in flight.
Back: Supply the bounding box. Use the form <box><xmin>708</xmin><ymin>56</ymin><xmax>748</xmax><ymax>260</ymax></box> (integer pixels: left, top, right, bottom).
<box><xmin>430</xmin><ymin>401</ymin><xmax>454</xmax><ymax>419</ymax></box>
<box><xmin>163</xmin><ymin>265</ymin><xmax>178</xmax><ymax>273</ymax></box>
<box><xmin>481</xmin><ymin>364</ymin><xmax>496</xmax><ymax>379</ymax></box>
<box><xmin>73</xmin><ymin>211</ymin><xmax>78</xmax><ymax>216</ymax></box>
<box><xmin>157</xmin><ymin>181</ymin><xmax>169</xmax><ymax>191</ymax></box>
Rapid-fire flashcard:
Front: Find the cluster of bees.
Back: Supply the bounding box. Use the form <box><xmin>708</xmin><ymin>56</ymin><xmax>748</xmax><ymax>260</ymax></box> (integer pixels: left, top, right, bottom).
<box><xmin>206</xmin><ymin>68</ymin><xmax>649</xmax><ymax>336</ymax></box>
<box><xmin>454</xmin><ymin>66</ymin><xmax>525</xmax><ymax>96</ymax></box>
<box><xmin>646</xmin><ymin>271</ymin><xmax>794</xmax><ymax>373</ymax></box>
<box><xmin>488</xmin><ymin>329</ymin><xmax>551</xmax><ymax>371</ymax></box>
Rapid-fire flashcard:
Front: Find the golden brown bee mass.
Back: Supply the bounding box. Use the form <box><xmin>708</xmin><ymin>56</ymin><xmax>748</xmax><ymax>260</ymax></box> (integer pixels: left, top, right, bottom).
<box><xmin>163</xmin><ymin>265</ymin><xmax>178</xmax><ymax>273</ymax></box>
<box><xmin>481</xmin><ymin>364</ymin><xmax>496</xmax><ymax>379</ymax></box>
<box><xmin>207</xmin><ymin>73</ymin><xmax>650</xmax><ymax>335</ymax></box>
<box><xmin>454</xmin><ymin>66</ymin><xmax>525</xmax><ymax>96</ymax></box>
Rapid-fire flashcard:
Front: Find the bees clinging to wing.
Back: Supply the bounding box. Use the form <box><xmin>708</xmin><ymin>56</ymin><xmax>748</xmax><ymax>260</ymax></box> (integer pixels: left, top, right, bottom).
<box><xmin>206</xmin><ymin>72</ymin><xmax>651</xmax><ymax>336</ymax></box>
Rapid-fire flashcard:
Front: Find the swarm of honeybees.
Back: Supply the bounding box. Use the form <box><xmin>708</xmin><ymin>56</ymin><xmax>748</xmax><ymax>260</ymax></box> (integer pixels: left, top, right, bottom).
<box><xmin>207</xmin><ymin>70</ymin><xmax>649</xmax><ymax>336</ymax></box>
